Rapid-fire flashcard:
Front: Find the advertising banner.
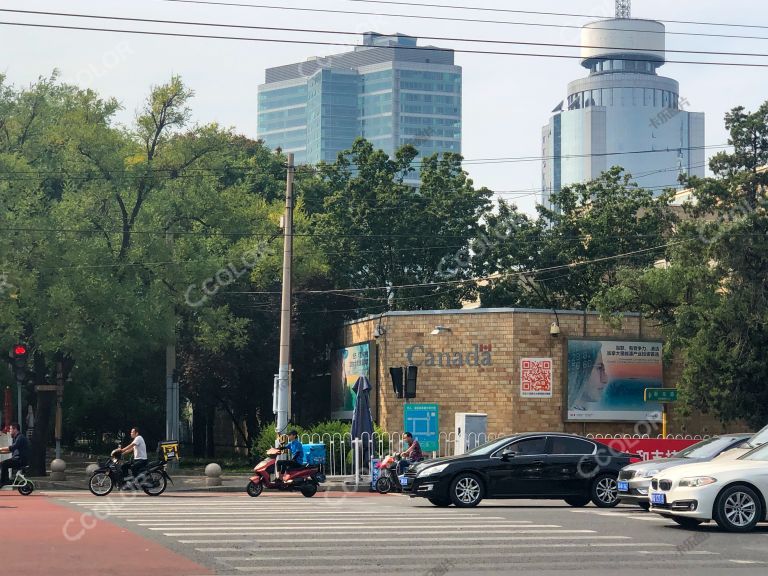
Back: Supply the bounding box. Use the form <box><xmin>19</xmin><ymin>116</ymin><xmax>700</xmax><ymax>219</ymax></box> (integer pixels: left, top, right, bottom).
<box><xmin>520</xmin><ymin>358</ymin><xmax>553</xmax><ymax>398</ymax></box>
<box><xmin>331</xmin><ymin>343</ymin><xmax>373</xmax><ymax>420</ymax></box>
<box><xmin>594</xmin><ymin>438</ymin><xmax>701</xmax><ymax>461</ymax></box>
<box><xmin>566</xmin><ymin>339</ymin><xmax>663</xmax><ymax>421</ymax></box>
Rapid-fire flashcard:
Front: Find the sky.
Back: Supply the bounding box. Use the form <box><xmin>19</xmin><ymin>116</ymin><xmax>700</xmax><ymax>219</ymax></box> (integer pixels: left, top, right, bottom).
<box><xmin>1</xmin><ymin>0</ymin><xmax>767</xmax><ymax>214</ymax></box>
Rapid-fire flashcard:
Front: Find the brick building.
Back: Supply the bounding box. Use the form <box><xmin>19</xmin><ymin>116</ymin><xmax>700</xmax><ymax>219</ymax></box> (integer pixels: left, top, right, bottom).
<box><xmin>338</xmin><ymin>308</ymin><xmax>738</xmax><ymax>438</ymax></box>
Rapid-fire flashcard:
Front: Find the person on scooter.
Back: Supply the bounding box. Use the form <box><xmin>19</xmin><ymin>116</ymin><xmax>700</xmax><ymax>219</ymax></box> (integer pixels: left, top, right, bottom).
<box><xmin>276</xmin><ymin>430</ymin><xmax>304</xmax><ymax>476</ymax></box>
<box><xmin>397</xmin><ymin>432</ymin><xmax>423</xmax><ymax>474</ymax></box>
<box><xmin>113</xmin><ymin>427</ymin><xmax>148</xmax><ymax>486</ymax></box>
<box><xmin>0</xmin><ymin>423</ymin><xmax>29</xmax><ymax>487</ymax></box>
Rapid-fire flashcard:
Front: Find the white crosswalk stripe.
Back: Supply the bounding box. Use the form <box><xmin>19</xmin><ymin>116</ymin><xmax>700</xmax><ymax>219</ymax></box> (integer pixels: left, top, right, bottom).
<box><xmin>64</xmin><ymin>497</ymin><xmax>741</xmax><ymax>574</ymax></box>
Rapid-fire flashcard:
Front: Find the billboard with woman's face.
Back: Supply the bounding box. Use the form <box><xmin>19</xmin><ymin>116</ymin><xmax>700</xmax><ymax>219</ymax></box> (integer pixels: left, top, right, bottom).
<box><xmin>566</xmin><ymin>339</ymin><xmax>663</xmax><ymax>421</ymax></box>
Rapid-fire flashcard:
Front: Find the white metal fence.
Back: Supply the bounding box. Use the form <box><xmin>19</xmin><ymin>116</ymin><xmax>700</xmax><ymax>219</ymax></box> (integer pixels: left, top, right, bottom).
<box><xmin>300</xmin><ymin>431</ymin><xmax>713</xmax><ymax>478</ymax></box>
<box><xmin>299</xmin><ymin>431</ymin><xmax>508</xmax><ymax>477</ymax></box>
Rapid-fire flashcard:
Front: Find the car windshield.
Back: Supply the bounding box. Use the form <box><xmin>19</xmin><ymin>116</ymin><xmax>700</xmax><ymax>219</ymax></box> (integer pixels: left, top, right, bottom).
<box><xmin>740</xmin><ymin>443</ymin><xmax>768</xmax><ymax>462</ymax></box>
<box><xmin>744</xmin><ymin>424</ymin><xmax>768</xmax><ymax>449</ymax></box>
<box><xmin>463</xmin><ymin>436</ymin><xmax>518</xmax><ymax>456</ymax></box>
<box><xmin>676</xmin><ymin>436</ymin><xmax>745</xmax><ymax>459</ymax></box>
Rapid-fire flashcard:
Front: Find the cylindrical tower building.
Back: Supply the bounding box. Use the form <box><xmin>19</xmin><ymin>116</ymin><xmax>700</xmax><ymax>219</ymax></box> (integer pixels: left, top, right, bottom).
<box><xmin>541</xmin><ymin>17</ymin><xmax>705</xmax><ymax>207</ymax></box>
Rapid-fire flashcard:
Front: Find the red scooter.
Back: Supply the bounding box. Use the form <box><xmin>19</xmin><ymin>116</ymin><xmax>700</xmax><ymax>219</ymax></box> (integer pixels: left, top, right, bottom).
<box><xmin>247</xmin><ymin>447</ymin><xmax>326</xmax><ymax>498</ymax></box>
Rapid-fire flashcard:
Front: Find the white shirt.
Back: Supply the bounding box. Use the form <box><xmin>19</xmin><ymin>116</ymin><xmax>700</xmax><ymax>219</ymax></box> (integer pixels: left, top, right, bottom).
<box><xmin>131</xmin><ymin>435</ymin><xmax>147</xmax><ymax>460</ymax></box>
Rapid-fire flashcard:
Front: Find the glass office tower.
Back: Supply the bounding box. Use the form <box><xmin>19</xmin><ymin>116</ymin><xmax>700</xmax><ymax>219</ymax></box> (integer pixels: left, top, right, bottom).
<box><xmin>541</xmin><ymin>17</ymin><xmax>705</xmax><ymax>208</ymax></box>
<box><xmin>258</xmin><ymin>33</ymin><xmax>462</xmax><ymax>169</ymax></box>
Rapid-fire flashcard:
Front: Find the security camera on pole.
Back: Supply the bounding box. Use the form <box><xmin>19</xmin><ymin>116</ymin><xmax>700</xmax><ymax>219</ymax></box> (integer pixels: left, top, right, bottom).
<box><xmin>275</xmin><ymin>153</ymin><xmax>295</xmax><ymax>451</ymax></box>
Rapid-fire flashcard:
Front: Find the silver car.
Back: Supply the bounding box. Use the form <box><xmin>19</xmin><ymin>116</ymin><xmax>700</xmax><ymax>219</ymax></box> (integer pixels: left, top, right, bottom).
<box><xmin>617</xmin><ymin>434</ymin><xmax>751</xmax><ymax>509</ymax></box>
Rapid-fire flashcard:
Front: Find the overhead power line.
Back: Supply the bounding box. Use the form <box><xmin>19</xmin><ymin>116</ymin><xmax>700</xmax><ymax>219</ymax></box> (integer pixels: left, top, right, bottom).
<box><xmin>4</xmin><ymin>9</ymin><xmax>768</xmax><ymax>59</ymax></box>
<box><xmin>153</xmin><ymin>0</ymin><xmax>768</xmax><ymax>42</ymax></box>
<box><xmin>349</xmin><ymin>0</ymin><xmax>768</xmax><ymax>31</ymax></box>
<box><xmin>5</xmin><ymin>20</ymin><xmax>768</xmax><ymax>67</ymax></box>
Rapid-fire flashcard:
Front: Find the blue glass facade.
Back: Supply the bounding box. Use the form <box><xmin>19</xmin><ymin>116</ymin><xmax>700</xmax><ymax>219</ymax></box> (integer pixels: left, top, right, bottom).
<box><xmin>258</xmin><ymin>34</ymin><xmax>462</xmax><ymax>169</ymax></box>
<box><xmin>541</xmin><ymin>18</ymin><xmax>705</xmax><ymax>209</ymax></box>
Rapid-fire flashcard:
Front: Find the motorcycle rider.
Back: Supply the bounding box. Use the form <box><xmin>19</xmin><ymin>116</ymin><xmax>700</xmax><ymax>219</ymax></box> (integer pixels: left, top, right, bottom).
<box><xmin>397</xmin><ymin>432</ymin><xmax>423</xmax><ymax>474</ymax></box>
<box><xmin>113</xmin><ymin>427</ymin><xmax>148</xmax><ymax>487</ymax></box>
<box><xmin>0</xmin><ymin>423</ymin><xmax>30</xmax><ymax>486</ymax></box>
<box><xmin>276</xmin><ymin>430</ymin><xmax>304</xmax><ymax>476</ymax></box>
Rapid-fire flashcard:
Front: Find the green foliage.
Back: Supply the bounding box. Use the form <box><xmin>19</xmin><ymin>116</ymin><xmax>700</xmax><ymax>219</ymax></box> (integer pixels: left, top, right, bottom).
<box><xmin>595</xmin><ymin>101</ymin><xmax>768</xmax><ymax>427</ymax></box>
<box><xmin>476</xmin><ymin>167</ymin><xmax>676</xmax><ymax>310</ymax></box>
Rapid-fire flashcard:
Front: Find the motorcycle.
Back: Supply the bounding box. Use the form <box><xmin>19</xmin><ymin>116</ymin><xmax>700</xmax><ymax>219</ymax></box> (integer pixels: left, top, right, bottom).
<box><xmin>88</xmin><ymin>448</ymin><xmax>172</xmax><ymax>496</ymax></box>
<box><xmin>247</xmin><ymin>447</ymin><xmax>325</xmax><ymax>498</ymax></box>
<box><xmin>375</xmin><ymin>453</ymin><xmax>407</xmax><ymax>494</ymax></box>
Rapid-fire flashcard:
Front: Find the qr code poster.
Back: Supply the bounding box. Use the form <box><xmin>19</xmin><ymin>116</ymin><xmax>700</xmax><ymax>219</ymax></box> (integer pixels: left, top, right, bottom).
<box><xmin>520</xmin><ymin>358</ymin><xmax>553</xmax><ymax>398</ymax></box>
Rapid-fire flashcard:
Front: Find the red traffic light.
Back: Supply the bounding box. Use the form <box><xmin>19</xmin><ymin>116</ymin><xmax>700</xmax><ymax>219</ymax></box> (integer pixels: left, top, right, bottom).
<box><xmin>13</xmin><ymin>345</ymin><xmax>27</xmax><ymax>356</ymax></box>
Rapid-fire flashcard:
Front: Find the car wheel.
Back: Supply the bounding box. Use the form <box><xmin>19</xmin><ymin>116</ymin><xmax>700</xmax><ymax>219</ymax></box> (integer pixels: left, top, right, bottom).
<box><xmin>590</xmin><ymin>474</ymin><xmax>620</xmax><ymax>508</ymax></box>
<box><xmin>428</xmin><ymin>497</ymin><xmax>451</xmax><ymax>507</ymax></box>
<box><xmin>713</xmin><ymin>484</ymin><xmax>763</xmax><ymax>533</ymax></box>
<box><xmin>672</xmin><ymin>516</ymin><xmax>703</xmax><ymax>529</ymax></box>
<box><xmin>564</xmin><ymin>496</ymin><xmax>591</xmax><ymax>507</ymax></box>
<box><xmin>638</xmin><ymin>502</ymin><xmax>651</xmax><ymax>511</ymax></box>
<box><xmin>449</xmin><ymin>473</ymin><xmax>483</xmax><ymax>508</ymax></box>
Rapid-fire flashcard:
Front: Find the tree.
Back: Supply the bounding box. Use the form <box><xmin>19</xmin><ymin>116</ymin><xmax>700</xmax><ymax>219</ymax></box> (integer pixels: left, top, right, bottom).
<box><xmin>475</xmin><ymin>167</ymin><xmax>676</xmax><ymax>310</ymax></box>
<box><xmin>309</xmin><ymin>139</ymin><xmax>492</xmax><ymax>313</ymax></box>
<box><xmin>595</xmin><ymin>101</ymin><xmax>768</xmax><ymax>427</ymax></box>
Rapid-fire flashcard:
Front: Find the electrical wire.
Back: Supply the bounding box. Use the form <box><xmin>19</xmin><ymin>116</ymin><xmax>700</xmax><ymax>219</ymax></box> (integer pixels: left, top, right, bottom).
<box><xmin>4</xmin><ymin>20</ymin><xmax>768</xmax><ymax>67</ymax></box>
<box><xmin>3</xmin><ymin>9</ymin><xmax>768</xmax><ymax>59</ymax></box>
<box><xmin>349</xmin><ymin>0</ymin><xmax>768</xmax><ymax>32</ymax></box>
<box><xmin>153</xmin><ymin>0</ymin><xmax>768</xmax><ymax>43</ymax></box>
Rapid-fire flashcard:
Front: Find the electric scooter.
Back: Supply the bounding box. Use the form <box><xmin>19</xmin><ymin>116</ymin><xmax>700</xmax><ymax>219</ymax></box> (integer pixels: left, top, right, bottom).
<box><xmin>375</xmin><ymin>453</ymin><xmax>407</xmax><ymax>494</ymax></box>
<box><xmin>88</xmin><ymin>448</ymin><xmax>172</xmax><ymax>496</ymax></box>
<box><xmin>0</xmin><ymin>466</ymin><xmax>34</xmax><ymax>495</ymax></box>
<box><xmin>247</xmin><ymin>447</ymin><xmax>325</xmax><ymax>498</ymax></box>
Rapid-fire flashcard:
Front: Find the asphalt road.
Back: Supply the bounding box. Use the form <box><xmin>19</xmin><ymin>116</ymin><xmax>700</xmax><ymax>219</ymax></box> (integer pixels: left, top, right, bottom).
<box><xmin>13</xmin><ymin>491</ymin><xmax>768</xmax><ymax>575</ymax></box>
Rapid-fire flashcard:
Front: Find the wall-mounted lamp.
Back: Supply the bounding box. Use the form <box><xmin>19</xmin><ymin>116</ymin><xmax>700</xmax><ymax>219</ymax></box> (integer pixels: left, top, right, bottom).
<box><xmin>430</xmin><ymin>325</ymin><xmax>452</xmax><ymax>336</ymax></box>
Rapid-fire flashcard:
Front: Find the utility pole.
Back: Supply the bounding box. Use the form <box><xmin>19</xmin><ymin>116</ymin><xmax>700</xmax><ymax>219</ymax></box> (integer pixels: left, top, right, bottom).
<box><xmin>165</xmin><ymin>231</ymin><xmax>179</xmax><ymax>456</ymax></box>
<box><xmin>275</xmin><ymin>153</ymin><xmax>295</xmax><ymax>443</ymax></box>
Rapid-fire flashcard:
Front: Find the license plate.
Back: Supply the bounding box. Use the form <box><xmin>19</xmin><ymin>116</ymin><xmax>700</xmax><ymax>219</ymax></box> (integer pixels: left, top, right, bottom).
<box><xmin>651</xmin><ymin>492</ymin><xmax>666</xmax><ymax>505</ymax></box>
<box><xmin>617</xmin><ymin>481</ymin><xmax>629</xmax><ymax>492</ymax></box>
<box><xmin>400</xmin><ymin>476</ymin><xmax>409</xmax><ymax>486</ymax></box>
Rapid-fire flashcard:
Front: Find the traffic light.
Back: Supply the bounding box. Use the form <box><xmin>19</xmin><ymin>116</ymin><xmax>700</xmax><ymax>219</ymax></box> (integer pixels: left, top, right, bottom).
<box><xmin>405</xmin><ymin>365</ymin><xmax>417</xmax><ymax>399</ymax></box>
<box><xmin>11</xmin><ymin>344</ymin><xmax>27</xmax><ymax>383</ymax></box>
<box><xmin>389</xmin><ymin>367</ymin><xmax>403</xmax><ymax>398</ymax></box>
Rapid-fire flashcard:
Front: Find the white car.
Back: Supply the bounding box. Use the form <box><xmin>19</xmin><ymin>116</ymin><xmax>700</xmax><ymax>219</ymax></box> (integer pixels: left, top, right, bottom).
<box><xmin>649</xmin><ymin>442</ymin><xmax>768</xmax><ymax>532</ymax></box>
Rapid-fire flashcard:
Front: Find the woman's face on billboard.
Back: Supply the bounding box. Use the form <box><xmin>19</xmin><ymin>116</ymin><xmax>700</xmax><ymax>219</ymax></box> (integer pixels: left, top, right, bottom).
<box><xmin>581</xmin><ymin>352</ymin><xmax>608</xmax><ymax>402</ymax></box>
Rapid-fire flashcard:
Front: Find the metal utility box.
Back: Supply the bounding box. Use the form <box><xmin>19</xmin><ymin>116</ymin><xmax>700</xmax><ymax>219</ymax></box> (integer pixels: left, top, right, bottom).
<box><xmin>454</xmin><ymin>413</ymin><xmax>488</xmax><ymax>456</ymax></box>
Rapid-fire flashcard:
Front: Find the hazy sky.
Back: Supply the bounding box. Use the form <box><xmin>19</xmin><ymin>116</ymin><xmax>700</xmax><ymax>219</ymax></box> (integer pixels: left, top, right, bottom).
<box><xmin>2</xmin><ymin>0</ymin><xmax>766</xmax><ymax>214</ymax></box>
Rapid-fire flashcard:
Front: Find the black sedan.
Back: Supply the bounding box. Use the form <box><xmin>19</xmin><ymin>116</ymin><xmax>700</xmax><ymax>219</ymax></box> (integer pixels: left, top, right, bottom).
<box><xmin>403</xmin><ymin>433</ymin><xmax>638</xmax><ymax>508</ymax></box>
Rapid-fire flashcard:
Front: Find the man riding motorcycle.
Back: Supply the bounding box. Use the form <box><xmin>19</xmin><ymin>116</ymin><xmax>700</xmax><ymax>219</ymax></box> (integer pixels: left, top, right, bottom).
<box><xmin>276</xmin><ymin>430</ymin><xmax>304</xmax><ymax>476</ymax></box>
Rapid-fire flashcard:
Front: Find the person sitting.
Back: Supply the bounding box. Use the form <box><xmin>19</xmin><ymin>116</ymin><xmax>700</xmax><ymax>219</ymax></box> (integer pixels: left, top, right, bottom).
<box><xmin>0</xmin><ymin>423</ymin><xmax>30</xmax><ymax>486</ymax></box>
<box><xmin>276</xmin><ymin>430</ymin><xmax>304</xmax><ymax>476</ymax></box>
<box><xmin>397</xmin><ymin>432</ymin><xmax>423</xmax><ymax>474</ymax></box>
<box><xmin>113</xmin><ymin>427</ymin><xmax>148</xmax><ymax>487</ymax></box>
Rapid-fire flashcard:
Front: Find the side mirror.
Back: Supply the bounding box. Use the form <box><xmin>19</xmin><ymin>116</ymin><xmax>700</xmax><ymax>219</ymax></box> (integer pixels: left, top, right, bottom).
<box><xmin>501</xmin><ymin>449</ymin><xmax>517</xmax><ymax>460</ymax></box>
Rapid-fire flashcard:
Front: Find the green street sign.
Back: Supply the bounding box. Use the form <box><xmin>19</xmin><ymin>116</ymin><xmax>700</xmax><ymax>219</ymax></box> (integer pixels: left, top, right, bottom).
<box><xmin>644</xmin><ymin>388</ymin><xmax>678</xmax><ymax>402</ymax></box>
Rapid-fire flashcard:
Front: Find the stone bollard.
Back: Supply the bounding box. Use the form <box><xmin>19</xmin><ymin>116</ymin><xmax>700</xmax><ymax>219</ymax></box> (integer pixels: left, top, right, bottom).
<box><xmin>204</xmin><ymin>463</ymin><xmax>222</xmax><ymax>487</ymax></box>
<box><xmin>85</xmin><ymin>463</ymin><xmax>99</xmax><ymax>476</ymax></box>
<box><xmin>50</xmin><ymin>458</ymin><xmax>67</xmax><ymax>481</ymax></box>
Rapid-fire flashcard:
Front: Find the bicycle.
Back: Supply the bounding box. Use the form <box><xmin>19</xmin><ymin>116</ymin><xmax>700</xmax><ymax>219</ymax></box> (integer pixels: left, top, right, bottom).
<box><xmin>0</xmin><ymin>465</ymin><xmax>35</xmax><ymax>495</ymax></box>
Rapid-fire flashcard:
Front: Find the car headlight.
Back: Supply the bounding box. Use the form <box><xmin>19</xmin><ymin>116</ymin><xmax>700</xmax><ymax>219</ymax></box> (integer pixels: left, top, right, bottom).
<box><xmin>642</xmin><ymin>469</ymin><xmax>660</xmax><ymax>478</ymax></box>
<box><xmin>678</xmin><ymin>476</ymin><xmax>717</xmax><ymax>487</ymax></box>
<box><xmin>417</xmin><ymin>463</ymin><xmax>449</xmax><ymax>477</ymax></box>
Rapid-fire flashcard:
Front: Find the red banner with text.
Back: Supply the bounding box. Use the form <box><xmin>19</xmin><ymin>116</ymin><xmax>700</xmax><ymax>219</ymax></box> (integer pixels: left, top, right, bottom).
<box><xmin>594</xmin><ymin>438</ymin><xmax>700</xmax><ymax>461</ymax></box>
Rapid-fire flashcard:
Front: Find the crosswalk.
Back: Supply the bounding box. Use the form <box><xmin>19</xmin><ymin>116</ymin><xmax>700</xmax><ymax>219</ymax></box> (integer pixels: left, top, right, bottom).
<box><xmin>62</xmin><ymin>495</ymin><xmax>761</xmax><ymax>575</ymax></box>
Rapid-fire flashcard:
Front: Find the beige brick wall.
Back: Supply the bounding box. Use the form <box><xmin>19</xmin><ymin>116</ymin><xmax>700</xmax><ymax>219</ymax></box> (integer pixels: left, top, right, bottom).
<box><xmin>339</xmin><ymin>309</ymin><xmax>745</xmax><ymax>438</ymax></box>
